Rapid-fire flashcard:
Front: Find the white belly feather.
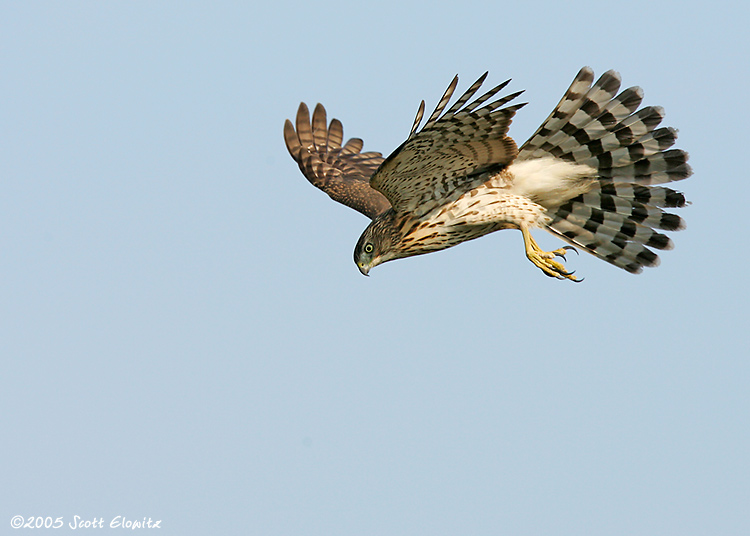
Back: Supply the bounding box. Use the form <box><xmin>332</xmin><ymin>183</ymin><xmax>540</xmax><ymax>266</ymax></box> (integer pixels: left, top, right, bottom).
<box><xmin>445</xmin><ymin>157</ymin><xmax>596</xmax><ymax>229</ymax></box>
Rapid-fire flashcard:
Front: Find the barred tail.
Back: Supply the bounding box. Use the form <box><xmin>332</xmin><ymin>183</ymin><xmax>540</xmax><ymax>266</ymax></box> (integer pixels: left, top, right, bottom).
<box><xmin>519</xmin><ymin>67</ymin><xmax>692</xmax><ymax>273</ymax></box>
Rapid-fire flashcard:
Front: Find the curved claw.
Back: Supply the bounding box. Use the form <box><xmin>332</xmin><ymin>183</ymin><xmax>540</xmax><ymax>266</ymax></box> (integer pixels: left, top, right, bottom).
<box><xmin>521</xmin><ymin>228</ymin><xmax>584</xmax><ymax>283</ymax></box>
<box><xmin>551</xmin><ymin>245</ymin><xmax>579</xmax><ymax>261</ymax></box>
<box><xmin>558</xmin><ymin>270</ymin><xmax>583</xmax><ymax>283</ymax></box>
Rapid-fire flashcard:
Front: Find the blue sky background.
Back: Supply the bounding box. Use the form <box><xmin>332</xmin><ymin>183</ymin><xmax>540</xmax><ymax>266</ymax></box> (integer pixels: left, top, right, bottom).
<box><xmin>1</xmin><ymin>1</ymin><xmax>748</xmax><ymax>535</ymax></box>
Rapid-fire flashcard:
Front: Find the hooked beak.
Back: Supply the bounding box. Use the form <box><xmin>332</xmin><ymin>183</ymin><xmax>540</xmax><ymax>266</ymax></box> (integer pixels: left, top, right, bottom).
<box><xmin>357</xmin><ymin>262</ymin><xmax>370</xmax><ymax>277</ymax></box>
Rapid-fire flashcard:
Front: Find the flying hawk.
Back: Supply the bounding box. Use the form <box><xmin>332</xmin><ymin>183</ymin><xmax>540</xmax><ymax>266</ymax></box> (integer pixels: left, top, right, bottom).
<box><xmin>284</xmin><ymin>68</ymin><xmax>691</xmax><ymax>280</ymax></box>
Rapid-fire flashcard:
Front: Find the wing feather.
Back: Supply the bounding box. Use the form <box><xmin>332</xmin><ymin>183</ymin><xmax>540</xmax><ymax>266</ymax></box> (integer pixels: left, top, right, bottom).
<box><xmin>422</xmin><ymin>75</ymin><xmax>459</xmax><ymax>130</ymax></box>
<box><xmin>409</xmin><ymin>100</ymin><xmax>426</xmax><ymax>138</ymax></box>
<box><xmin>284</xmin><ymin>103</ymin><xmax>391</xmax><ymax>220</ymax></box>
<box><xmin>370</xmin><ymin>74</ymin><xmax>525</xmax><ymax>216</ymax></box>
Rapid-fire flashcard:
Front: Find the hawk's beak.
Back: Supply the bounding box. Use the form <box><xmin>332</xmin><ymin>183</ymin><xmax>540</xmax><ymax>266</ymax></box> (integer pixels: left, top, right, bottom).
<box><xmin>357</xmin><ymin>262</ymin><xmax>370</xmax><ymax>277</ymax></box>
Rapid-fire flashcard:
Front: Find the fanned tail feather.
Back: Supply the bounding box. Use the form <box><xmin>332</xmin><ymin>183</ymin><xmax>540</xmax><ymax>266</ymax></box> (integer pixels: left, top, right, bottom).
<box><xmin>519</xmin><ymin>67</ymin><xmax>692</xmax><ymax>273</ymax></box>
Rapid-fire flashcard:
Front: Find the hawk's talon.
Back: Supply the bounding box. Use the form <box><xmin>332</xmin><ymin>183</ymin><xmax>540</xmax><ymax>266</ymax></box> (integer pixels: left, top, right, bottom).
<box><xmin>551</xmin><ymin>245</ymin><xmax>578</xmax><ymax>261</ymax></box>
<box><xmin>521</xmin><ymin>227</ymin><xmax>582</xmax><ymax>282</ymax></box>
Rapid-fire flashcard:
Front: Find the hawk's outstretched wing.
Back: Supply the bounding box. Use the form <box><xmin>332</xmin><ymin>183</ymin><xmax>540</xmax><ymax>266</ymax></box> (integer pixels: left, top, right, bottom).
<box><xmin>369</xmin><ymin>73</ymin><xmax>526</xmax><ymax>217</ymax></box>
<box><xmin>284</xmin><ymin>103</ymin><xmax>391</xmax><ymax>220</ymax></box>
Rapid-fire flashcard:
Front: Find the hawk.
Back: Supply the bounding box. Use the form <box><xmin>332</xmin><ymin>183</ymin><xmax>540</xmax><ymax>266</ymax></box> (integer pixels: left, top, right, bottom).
<box><xmin>284</xmin><ymin>68</ymin><xmax>691</xmax><ymax>280</ymax></box>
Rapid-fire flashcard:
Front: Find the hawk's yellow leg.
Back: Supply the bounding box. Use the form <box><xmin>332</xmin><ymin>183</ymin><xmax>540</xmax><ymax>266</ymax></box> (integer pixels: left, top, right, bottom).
<box><xmin>521</xmin><ymin>225</ymin><xmax>582</xmax><ymax>282</ymax></box>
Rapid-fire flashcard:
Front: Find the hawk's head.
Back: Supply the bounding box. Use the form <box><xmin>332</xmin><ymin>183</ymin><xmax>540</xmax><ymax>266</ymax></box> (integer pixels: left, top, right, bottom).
<box><xmin>353</xmin><ymin>217</ymin><xmax>397</xmax><ymax>276</ymax></box>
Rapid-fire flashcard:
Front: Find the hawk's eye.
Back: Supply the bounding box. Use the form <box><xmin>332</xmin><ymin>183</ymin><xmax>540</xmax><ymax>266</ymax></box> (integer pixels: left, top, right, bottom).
<box><xmin>364</xmin><ymin>243</ymin><xmax>374</xmax><ymax>254</ymax></box>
